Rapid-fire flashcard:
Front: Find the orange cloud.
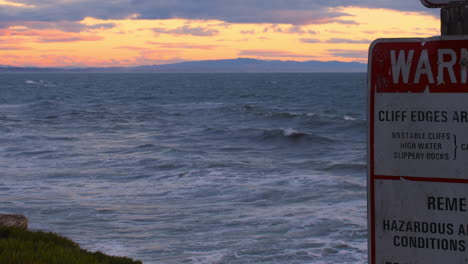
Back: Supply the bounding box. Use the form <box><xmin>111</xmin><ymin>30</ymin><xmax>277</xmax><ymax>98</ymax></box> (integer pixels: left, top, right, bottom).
<box><xmin>300</xmin><ymin>38</ymin><xmax>372</xmax><ymax>44</ymax></box>
<box><xmin>152</xmin><ymin>25</ymin><xmax>219</xmax><ymax>36</ymax></box>
<box><xmin>116</xmin><ymin>46</ymin><xmax>148</xmax><ymax>50</ymax></box>
<box><xmin>0</xmin><ymin>27</ymin><xmax>104</xmax><ymax>43</ymax></box>
<box><xmin>239</xmin><ymin>50</ymin><xmax>318</xmax><ymax>58</ymax></box>
<box><xmin>37</xmin><ymin>35</ymin><xmax>103</xmax><ymax>43</ymax></box>
<box><xmin>0</xmin><ymin>45</ymin><xmax>29</xmax><ymax>50</ymax></box>
<box><xmin>147</xmin><ymin>41</ymin><xmax>219</xmax><ymax>49</ymax></box>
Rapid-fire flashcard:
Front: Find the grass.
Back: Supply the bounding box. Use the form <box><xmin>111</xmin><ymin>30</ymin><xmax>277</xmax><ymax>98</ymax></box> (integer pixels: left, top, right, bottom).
<box><xmin>0</xmin><ymin>226</ymin><xmax>142</xmax><ymax>264</ymax></box>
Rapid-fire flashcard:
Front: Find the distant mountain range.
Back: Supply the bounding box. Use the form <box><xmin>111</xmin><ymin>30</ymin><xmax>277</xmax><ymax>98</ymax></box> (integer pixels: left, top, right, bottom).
<box><xmin>0</xmin><ymin>58</ymin><xmax>366</xmax><ymax>73</ymax></box>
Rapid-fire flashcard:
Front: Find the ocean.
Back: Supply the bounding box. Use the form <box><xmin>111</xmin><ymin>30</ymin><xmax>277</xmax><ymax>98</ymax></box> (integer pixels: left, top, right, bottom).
<box><xmin>0</xmin><ymin>73</ymin><xmax>367</xmax><ymax>264</ymax></box>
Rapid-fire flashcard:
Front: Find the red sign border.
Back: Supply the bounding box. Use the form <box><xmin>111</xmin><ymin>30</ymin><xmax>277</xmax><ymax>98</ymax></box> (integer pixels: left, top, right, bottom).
<box><xmin>420</xmin><ymin>0</ymin><xmax>451</xmax><ymax>8</ymax></box>
<box><xmin>368</xmin><ymin>36</ymin><xmax>468</xmax><ymax>264</ymax></box>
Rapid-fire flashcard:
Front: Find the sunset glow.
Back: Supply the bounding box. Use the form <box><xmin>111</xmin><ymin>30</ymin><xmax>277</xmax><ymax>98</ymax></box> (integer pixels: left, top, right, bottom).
<box><xmin>0</xmin><ymin>2</ymin><xmax>440</xmax><ymax>67</ymax></box>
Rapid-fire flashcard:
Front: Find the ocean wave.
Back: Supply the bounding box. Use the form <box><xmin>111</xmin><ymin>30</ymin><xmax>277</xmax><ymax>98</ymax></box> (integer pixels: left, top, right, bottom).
<box><xmin>0</xmin><ymin>103</ymin><xmax>33</xmax><ymax>109</ymax></box>
<box><xmin>243</xmin><ymin>104</ymin><xmax>306</xmax><ymax>119</ymax></box>
<box><xmin>163</xmin><ymin>102</ymin><xmax>227</xmax><ymax>110</ymax></box>
<box><xmin>29</xmin><ymin>100</ymin><xmax>64</xmax><ymax>109</ymax></box>
<box><xmin>341</xmin><ymin>118</ymin><xmax>367</xmax><ymax>130</ymax></box>
<box><xmin>189</xmin><ymin>249</ymin><xmax>230</xmax><ymax>264</ymax></box>
<box><xmin>137</xmin><ymin>95</ymin><xmax>159</xmax><ymax>101</ymax></box>
<box><xmin>261</xmin><ymin>128</ymin><xmax>333</xmax><ymax>143</ymax></box>
<box><xmin>242</xmin><ymin>105</ymin><xmax>352</xmax><ymax>125</ymax></box>
<box><xmin>281</xmin><ymin>128</ymin><xmax>308</xmax><ymax>138</ymax></box>
<box><xmin>14</xmin><ymin>149</ymin><xmax>57</xmax><ymax>157</ymax></box>
<box><xmin>242</xmin><ymin>104</ymin><xmax>256</xmax><ymax>111</ymax></box>
<box><xmin>240</xmin><ymin>93</ymin><xmax>258</xmax><ymax>98</ymax></box>
<box><xmin>323</xmin><ymin>163</ymin><xmax>367</xmax><ymax>172</ymax></box>
<box><xmin>342</xmin><ymin>115</ymin><xmax>367</xmax><ymax>125</ymax></box>
<box><xmin>272</xmin><ymin>111</ymin><xmax>303</xmax><ymax>119</ymax></box>
<box><xmin>25</xmin><ymin>79</ymin><xmax>57</xmax><ymax>87</ymax></box>
<box><xmin>135</xmin><ymin>143</ymin><xmax>157</xmax><ymax>149</ymax></box>
<box><xmin>0</xmin><ymin>115</ymin><xmax>21</xmax><ymax>122</ymax></box>
<box><xmin>18</xmin><ymin>134</ymin><xmax>78</xmax><ymax>142</ymax></box>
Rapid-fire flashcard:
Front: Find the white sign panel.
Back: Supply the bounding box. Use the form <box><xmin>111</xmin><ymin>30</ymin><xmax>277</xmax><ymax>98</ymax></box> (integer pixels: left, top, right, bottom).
<box><xmin>369</xmin><ymin>36</ymin><xmax>468</xmax><ymax>264</ymax></box>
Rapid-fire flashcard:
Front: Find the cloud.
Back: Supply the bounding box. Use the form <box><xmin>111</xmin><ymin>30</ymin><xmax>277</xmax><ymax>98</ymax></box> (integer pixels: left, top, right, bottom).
<box><xmin>2</xmin><ymin>54</ymin><xmax>20</xmax><ymax>58</ymax></box>
<box><xmin>239</xmin><ymin>49</ymin><xmax>317</xmax><ymax>58</ymax></box>
<box><xmin>0</xmin><ymin>36</ymin><xmax>21</xmax><ymax>43</ymax></box>
<box><xmin>0</xmin><ymin>26</ymin><xmax>103</xmax><ymax>43</ymax></box>
<box><xmin>18</xmin><ymin>53</ymin><xmax>176</xmax><ymax>67</ymax></box>
<box><xmin>300</xmin><ymin>38</ymin><xmax>372</xmax><ymax>44</ymax></box>
<box><xmin>116</xmin><ymin>46</ymin><xmax>147</xmax><ymax>50</ymax></box>
<box><xmin>147</xmin><ymin>41</ymin><xmax>219</xmax><ymax>49</ymax></box>
<box><xmin>152</xmin><ymin>25</ymin><xmax>219</xmax><ymax>36</ymax></box>
<box><xmin>43</xmin><ymin>54</ymin><xmax>132</xmax><ymax>67</ymax></box>
<box><xmin>285</xmin><ymin>26</ymin><xmax>306</xmax><ymax>34</ymax></box>
<box><xmin>240</xmin><ymin>30</ymin><xmax>255</xmax><ymax>35</ymax></box>
<box><xmin>37</xmin><ymin>35</ymin><xmax>103</xmax><ymax>43</ymax></box>
<box><xmin>0</xmin><ymin>0</ymin><xmax>34</xmax><ymax>8</ymax></box>
<box><xmin>326</xmin><ymin>38</ymin><xmax>371</xmax><ymax>43</ymax></box>
<box><xmin>0</xmin><ymin>21</ymin><xmax>116</xmax><ymax>32</ymax></box>
<box><xmin>0</xmin><ymin>45</ymin><xmax>28</xmax><ymax>50</ymax></box>
<box><xmin>300</xmin><ymin>38</ymin><xmax>322</xmax><ymax>43</ymax></box>
<box><xmin>328</xmin><ymin>49</ymin><xmax>368</xmax><ymax>58</ymax></box>
<box><xmin>133</xmin><ymin>57</ymin><xmax>186</xmax><ymax>66</ymax></box>
<box><xmin>0</xmin><ymin>0</ymin><xmax>436</xmax><ymax>25</ymax></box>
<box><xmin>334</xmin><ymin>19</ymin><xmax>360</xmax><ymax>25</ymax></box>
<box><xmin>381</xmin><ymin>28</ymin><xmax>438</xmax><ymax>36</ymax></box>
<box><xmin>263</xmin><ymin>25</ymin><xmax>316</xmax><ymax>34</ymax></box>
<box><xmin>262</xmin><ymin>26</ymin><xmax>319</xmax><ymax>37</ymax></box>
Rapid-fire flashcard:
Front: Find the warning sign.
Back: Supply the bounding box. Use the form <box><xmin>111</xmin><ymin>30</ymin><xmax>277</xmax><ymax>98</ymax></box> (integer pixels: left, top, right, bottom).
<box><xmin>369</xmin><ymin>37</ymin><xmax>468</xmax><ymax>264</ymax></box>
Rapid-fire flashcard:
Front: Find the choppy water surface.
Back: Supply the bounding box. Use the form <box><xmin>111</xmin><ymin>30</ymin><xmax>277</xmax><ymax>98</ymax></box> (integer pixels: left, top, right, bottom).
<box><xmin>0</xmin><ymin>73</ymin><xmax>367</xmax><ymax>263</ymax></box>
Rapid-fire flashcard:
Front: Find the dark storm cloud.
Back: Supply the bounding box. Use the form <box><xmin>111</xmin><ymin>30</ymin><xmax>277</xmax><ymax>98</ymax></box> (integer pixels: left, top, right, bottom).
<box><xmin>0</xmin><ymin>0</ymin><xmax>436</xmax><ymax>25</ymax></box>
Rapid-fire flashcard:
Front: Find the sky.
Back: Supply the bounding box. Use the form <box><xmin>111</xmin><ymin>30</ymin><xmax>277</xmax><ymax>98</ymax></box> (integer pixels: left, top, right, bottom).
<box><xmin>0</xmin><ymin>0</ymin><xmax>440</xmax><ymax>67</ymax></box>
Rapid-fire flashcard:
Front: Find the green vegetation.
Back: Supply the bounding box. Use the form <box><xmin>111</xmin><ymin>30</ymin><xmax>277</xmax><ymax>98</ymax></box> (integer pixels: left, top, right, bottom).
<box><xmin>0</xmin><ymin>226</ymin><xmax>142</xmax><ymax>264</ymax></box>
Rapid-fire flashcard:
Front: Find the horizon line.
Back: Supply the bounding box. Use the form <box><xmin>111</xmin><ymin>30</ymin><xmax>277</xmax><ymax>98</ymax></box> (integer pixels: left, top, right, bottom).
<box><xmin>1</xmin><ymin>57</ymin><xmax>368</xmax><ymax>69</ymax></box>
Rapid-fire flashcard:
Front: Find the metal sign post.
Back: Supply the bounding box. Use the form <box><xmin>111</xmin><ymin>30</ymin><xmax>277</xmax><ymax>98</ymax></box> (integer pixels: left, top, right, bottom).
<box><xmin>368</xmin><ymin>1</ymin><xmax>468</xmax><ymax>263</ymax></box>
<box><xmin>441</xmin><ymin>2</ymin><xmax>468</xmax><ymax>35</ymax></box>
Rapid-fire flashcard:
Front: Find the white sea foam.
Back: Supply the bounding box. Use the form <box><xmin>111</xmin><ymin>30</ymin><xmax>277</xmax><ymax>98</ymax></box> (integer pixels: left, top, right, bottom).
<box><xmin>25</xmin><ymin>79</ymin><xmax>56</xmax><ymax>87</ymax></box>
<box><xmin>87</xmin><ymin>241</ymin><xmax>137</xmax><ymax>259</ymax></box>
<box><xmin>282</xmin><ymin>128</ymin><xmax>304</xmax><ymax>137</ymax></box>
<box><xmin>0</xmin><ymin>103</ymin><xmax>30</xmax><ymax>108</ymax></box>
<box><xmin>344</xmin><ymin>115</ymin><xmax>356</xmax><ymax>121</ymax></box>
<box><xmin>189</xmin><ymin>250</ymin><xmax>229</xmax><ymax>264</ymax></box>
